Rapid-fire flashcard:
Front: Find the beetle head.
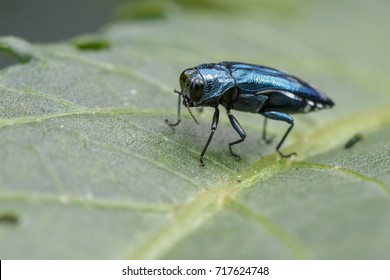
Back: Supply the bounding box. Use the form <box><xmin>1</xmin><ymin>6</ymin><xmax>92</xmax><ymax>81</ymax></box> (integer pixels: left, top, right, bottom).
<box><xmin>173</xmin><ymin>68</ymin><xmax>205</xmax><ymax>125</ymax></box>
<box><xmin>179</xmin><ymin>68</ymin><xmax>205</xmax><ymax>107</ymax></box>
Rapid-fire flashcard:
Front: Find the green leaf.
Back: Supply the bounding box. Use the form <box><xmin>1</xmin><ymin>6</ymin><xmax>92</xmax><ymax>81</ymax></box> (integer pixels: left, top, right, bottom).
<box><xmin>0</xmin><ymin>0</ymin><xmax>389</xmax><ymax>259</ymax></box>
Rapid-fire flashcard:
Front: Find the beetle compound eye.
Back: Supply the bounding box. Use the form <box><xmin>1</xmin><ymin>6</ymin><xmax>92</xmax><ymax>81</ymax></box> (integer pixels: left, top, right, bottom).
<box><xmin>179</xmin><ymin>73</ymin><xmax>187</xmax><ymax>85</ymax></box>
<box><xmin>189</xmin><ymin>77</ymin><xmax>204</xmax><ymax>102</ymax></box>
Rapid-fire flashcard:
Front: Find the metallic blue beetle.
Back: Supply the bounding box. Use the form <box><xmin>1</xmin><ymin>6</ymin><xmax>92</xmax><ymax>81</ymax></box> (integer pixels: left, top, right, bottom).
<box><xmin>166</xmin><ymin>62</ymin><xmax>334</xmax><ymax>166</ymax></box>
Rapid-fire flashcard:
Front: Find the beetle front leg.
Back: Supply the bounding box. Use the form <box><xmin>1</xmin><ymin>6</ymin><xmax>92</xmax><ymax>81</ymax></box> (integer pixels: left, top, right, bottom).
<box><xmin>165</xmin><ymin>94</ymin><xmax>181</xmax><ymax>126</ymax></box>
<box><xmin>227</xmin><ymin>110</ymin><xmax>247</xmax><ymax>160</ymax></box>
<box><xmin>199</xmin><ymin>107</ymin><xmax>220</xmax><ymax>166</ymax></box>
<box><xmin>261</xmin><ymin>111</ymin><xmax>297</xmax><ymax>158</ymax></box>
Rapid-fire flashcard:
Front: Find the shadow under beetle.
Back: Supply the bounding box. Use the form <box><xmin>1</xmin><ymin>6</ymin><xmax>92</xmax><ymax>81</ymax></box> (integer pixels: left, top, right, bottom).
<box><xmin>166</xmin><ymin>62</ymin><xmax>334</xmax><ymax>166</ymax></box>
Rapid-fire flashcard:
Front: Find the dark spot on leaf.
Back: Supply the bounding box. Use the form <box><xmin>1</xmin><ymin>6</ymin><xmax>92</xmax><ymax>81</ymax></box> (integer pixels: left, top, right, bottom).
<box><xmin>345</xmin><ymin>133</ymin><xmax>364</xmax><ymax>149</ymax></box>
<box><xmin>0</xmin><ymin>212</ymin><xmax>19</xmax><ymax>225</ymax></box>
<box><xmin>73</xmin><ymin>37</ymin><xmax>111</xmax><ymax>51</ymax></box>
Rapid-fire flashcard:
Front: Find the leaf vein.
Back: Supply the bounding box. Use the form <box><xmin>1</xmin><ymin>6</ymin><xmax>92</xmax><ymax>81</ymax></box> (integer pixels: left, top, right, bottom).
<box><xmin>0</xmin><ymin>85</ymin><xmax>84</xmax><ymax>109</ymax></box>
<box><xmin>0</xmin><ymin>192</ymin><xmax>174</xmax><ymax>213</ymax></box>
<box><xmin>292</xmin><ymin>161</ymin><xmax>390</xmax><ymax>196</ymax></box>
<box><xmin>229</xmin><ymin>199</ymin><xmax>311</xmax><ymax>259</ymax></box>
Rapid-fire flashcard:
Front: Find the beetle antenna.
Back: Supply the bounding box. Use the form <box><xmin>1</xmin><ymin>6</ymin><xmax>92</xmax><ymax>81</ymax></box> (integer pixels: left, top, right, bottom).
<box><xmin>183</xmin><ymin>97</ymin><xmax>199</xmax><ymax>125</ymax></box>
<box><xmin>174</xmin><ymin>89</ymin><xmax>182</xmax><ymax>95</ymax></box>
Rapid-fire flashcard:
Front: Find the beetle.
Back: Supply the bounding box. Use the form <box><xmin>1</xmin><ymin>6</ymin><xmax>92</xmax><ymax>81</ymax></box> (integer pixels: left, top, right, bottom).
<box><xmin>166</xmin><ymin>62</ymin><xmax>334</xmax><ymax>166</ymax></box>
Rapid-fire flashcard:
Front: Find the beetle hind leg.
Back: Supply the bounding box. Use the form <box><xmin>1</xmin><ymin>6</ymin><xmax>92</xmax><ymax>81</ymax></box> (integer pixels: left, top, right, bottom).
<box><xmin>227</xmin><ymin>110</ymin><xmax>247</xmax><ymax>160</ymax></box>
<box><xmin>261</xmin><ymin>111</ymin><xmax>297</xmax><ymax>158</ymax></box>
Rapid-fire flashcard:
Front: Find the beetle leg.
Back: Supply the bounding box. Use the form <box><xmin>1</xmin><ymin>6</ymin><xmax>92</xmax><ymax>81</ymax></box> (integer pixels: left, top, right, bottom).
<box><xmin>199</xmin><ymin>107</ymin><xmax>220</xmax><ymax>166</ymax></box>
<box><xmin>261</xmin><ymin>111</ymin><xmax>297</xmax><ymax>158</ymax></box>
<box><xmin>227</xmin><ymin>110</ymin><xmax>247</xmax><ymax>160</ymax></box>
<box><xmin>262</xmin><ymin>118</ymin><xmax>275</xmax><ymax>144</ymax></box>
<box><xmin>165</xmin><ymin>94</ymin><xmax>181</xmax><ymax>126</ymax></box>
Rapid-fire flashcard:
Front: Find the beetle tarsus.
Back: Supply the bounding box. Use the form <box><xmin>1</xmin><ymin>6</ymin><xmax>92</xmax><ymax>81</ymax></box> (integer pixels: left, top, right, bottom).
<box><xmin>263</xmin><ymin>136</ymin><xmax>275</xmax><ymax>144</ymax></box>
<box><xmin>228</xmin><ymin>148</ymin><xmax>242</xmax><ymax>161</ymax></box>
<box><xmin>165</xmin><ymin>118</ymin><xmax>181</xmax><ymax>127</ymax></box>
<box><xmin>277</xmin><ymin>150</ymin><xmax>297</xmax><ymax>158</ymax></box>
<box><xmin>166</xmin><ymin>94</ymin><xmax>182</xmax><ymax>127</ymax></box>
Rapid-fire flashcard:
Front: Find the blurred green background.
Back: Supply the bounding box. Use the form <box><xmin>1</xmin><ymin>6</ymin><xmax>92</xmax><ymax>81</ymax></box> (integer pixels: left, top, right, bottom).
<box><xmin>0</xmin><ymin>0</ymin><xmax>126</xmax><ymax>41</ymax></box>
<box><xmin>0</xmin><ymin>0</ymin><xmax>126</xmax><ymax>67</ymax></box>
